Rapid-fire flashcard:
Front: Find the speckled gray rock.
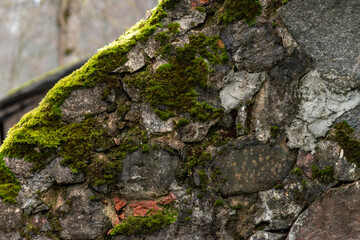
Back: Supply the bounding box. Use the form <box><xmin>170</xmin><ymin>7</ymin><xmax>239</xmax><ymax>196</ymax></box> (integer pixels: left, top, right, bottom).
<box><xmin>59</xmin><ymin>185</ymin><xmax>110</xmax><ymax>240</ymax></box>
<box><xmin>287</xmin><ymin>181</ymin><xmax>360</xmax><ymax>240</ymax></box>
<box><xmin>50</xmin><ymin>157</ymin><xmax>86</xmax><ymax>185</ymax></box>
<box><xmin>113</xmin><ymin>45</ymin><xmax>146</xmax><ymax>73</ymax></box>
<box><xmin>279</xmin><ymin>0</ymin><xmax>360</xmax><ymax>80</ymax></box>
<box><xmin>61</xmin><ymin>85</ymin><xmax>108</xmax><ymax>123</ymax></box>
<box><xmin>214</xmin><ymin>143</ymin><xmax>295</xmax><ymax>194</ymax></box>
<box><xmin>141</xmin><ymin>104</ymin><xmax>175</xmax><ymax>136</ymax></box>
<box><xmin>120</xmin><ymin>149</ymin><xmax>180</xmax><ymax>199</ymax></box>
<box><xmin>219</xmin><ymin>70</ymin><xmax>266</xmax><ymax>111</ymax></box>
<box><xmin>0</xmin><ymin>200</ymin><xmax>22</xmax><ymax>232</ymax></box>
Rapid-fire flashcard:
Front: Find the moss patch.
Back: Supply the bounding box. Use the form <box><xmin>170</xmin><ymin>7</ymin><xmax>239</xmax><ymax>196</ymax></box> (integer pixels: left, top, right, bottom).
<box><xmin>0</xmin><ymin>158</ymin><xmax>20</xmax><ymax>203</ymax></box>
<box><xmin>311</xmin><ymin>164</ymin><xmax>334</xmax><ymax>184</ymax></box>
<box><xmin>110</xmin><ymin>207</ymin><xmax>178</xmax><ymax>236</ymax></box>
<box><xmin>218</xmin><ymin>0</ymin><xmax>262</xmax><ymax>25</ymax></box>
<box><xmin>332</xmin><ymin>121</ymin><xmax>360</xmax><ymax>167</ymax></box>
<box><xmin>125</xmin><ymin>33</ymin><xmax>227</xmax><ymax>121</ymax></box>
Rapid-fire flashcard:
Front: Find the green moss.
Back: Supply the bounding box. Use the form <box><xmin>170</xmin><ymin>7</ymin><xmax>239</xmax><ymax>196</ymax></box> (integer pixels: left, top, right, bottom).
<box><xmin>0</xmin><ymin>0</ymin><xmax>173</xmax><ymax>202</ymax></box>
<box><xmin>270</xmin><ymin>126</ymin><xmax>279</xmax><ymax>138</ymax></box>
<box><xmin>0</xmin><ymin>157</ymin><xmax>20</xmax><ymax>203</ymax></box>
<box><xmin>214</xmin><ymin>199</ymin><xmax>224</xmax><ymax>207</ymax></box>
<box><xmin>110</xmin><ymin>207</ymin><xmax>178</xmax><ymax>236</ymax></box>
<box><xmin>333</xmin><ymin>121</ymin><xmax>360</xmax><ymax>167</ymax></box>
<box><xmin>125</xmin><ymin>33</ymin><xmax>225</xmax><ymax>121</ymax></box>
<box><xmin>274</xmin><ymin>183</ymin><xmax>284</xmax><ymax>189</ymax></box>
<box><xmin>311</xmin><ymin>164</ymin><xmax>334</xmax><ymax>184</ymax></box>
<box><xmin>176</xmin><ymin>118</ymin><xmax>190</xmax><ymax>128</ymax></box>
<box><xmin>291</xmin><ymin>167</ymin><xmax>302</xmax><ymax>177</ymax></box>
<box><xmin>196</xmin><ymin>6</ymin><xmax>206</xmax><ymax>12</ymax></box>
<box><xmin>218</xmin><ymin>0</ymin><xmax>262</xmax><ymax>25</ymax></box>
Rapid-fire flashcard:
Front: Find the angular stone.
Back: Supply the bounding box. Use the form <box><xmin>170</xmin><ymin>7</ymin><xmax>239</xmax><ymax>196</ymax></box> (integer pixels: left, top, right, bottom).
<box><xmin>296</xmin><ymin>151</ymin><xmax>315</xmax><ymax>179</ymax></box>
<box><xmin>279</xmin><ymin>0</ymin><xmax>360</xmax><ymax>80</ymax></box>
<box><xmin>219</xmin><ymin>70</ymin><xmax>266</xmax><ymax>111</ymax></box>
<box><xmin>50</xmin><ymin>157</ymin><xmax>85</xmax><ymax>185</ymax></box>
<box><xmin>177</xmin><ymin>119</ymin><xmax>217</xmax><ymax>143</ymax></box>
<box><xmin>113</xmin><ymin>46</ymin><xmax>145</xmax><ymax>73</ymax></box>
<box><xmin>61</xmin><ymin>85</ymin><xmax>108</xmax><ymax>123</ymax></box>
<box><xmin>4</xmin><ymin>157</ymin><xmax>34</xmax><ymax>180</ymax></box>
<box><xmin>222</xmin><ymin>22</ymin><xmax>284</xmax><ymax>72</ymax></box>
<box><xmin>59</xmin><ymin>185</ymin><xmax>110</xmax><ymax>240</ymax></box>
<box><xmin>214</xmin><ymin>143</ymin><xmax>294</xmax><ymax>194</ymax></box>
<box><xmin>296</xmin><ymin>70</ymin><xmax>360</xmax><ymax>139</ymax></box>
<box><xmin>288</xmin><ymin>181</ymin><xmax>360</xmax><ymax>240</ymax></box>
<box><xmin>141</xmin><ymin>105</ymin><xmax>174</xmax><ymax>136</ymax></box>
<box><xmin>120</xmin><ymin>149</ymin><xmax>180</xmax><ymax>199</ymax></box>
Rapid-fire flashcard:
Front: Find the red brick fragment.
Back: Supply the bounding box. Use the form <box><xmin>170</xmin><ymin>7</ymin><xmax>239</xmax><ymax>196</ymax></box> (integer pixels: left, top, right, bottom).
<box><xmin>114</xmin><ymin>197</ymin><xmax>126</xmax><ymax>211</ymax></box>
<box><xmin>296</xmin><ymin>151</ymin><xmax>315</xmax><ymax>178</ymax></box>
<box><xmin>130</xmin><ymin>201</ymin><xmax>162</xmax><ymax>216</ymax></box>
<box><xmin>159</xmin><ymin>192</ymin><xmax>177</xmax><ymax>205</ymax></box>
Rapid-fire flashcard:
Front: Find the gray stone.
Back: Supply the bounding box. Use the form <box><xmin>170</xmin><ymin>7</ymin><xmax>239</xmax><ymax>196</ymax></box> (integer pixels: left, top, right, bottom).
<box><xmin>141</xmin><ymin>104</ymin><xmax>174</xmax><ymax>136</ymax></box>
<box><xmin>0</xmin><ymin>231</ymin><xmax>21</xmax><ymax>240</ymax></box>
<box><xmin>120</xmin><ymin>149</ymin><xmax>180</xmax><ymax>199</ymax></box>
<box><xmin>214</xmin><ymin>143</ymin><xmax>294</xmax><ymax>194</ymax></box>
<box><xmin>255</xmin><ymin>173</ymin><xmax>323</xmax><ymax>230</ymax></box>
<box><xmin>17</xmin><ymin>162</ymin><xmax>54</xmax><ymax>212</ymax></box>
<box><xmin>177</xmin><ymin>119</ymin><xmax>217</xmax><ymax>143</ymax></box>
<box><xmin>4</xmin><ymin>157</ymin><xmax>34</xmax><ymax>180</ymax></box>
<box><xmin>279</xmin><ymin>0</ymin><xmax>360</xmax><ymax>80</ymax></box>
<box><xmin>288</xmin><ymin>181</ymin><xmax>360</xmax><ymax>240</ymax></box>
<box><xmin>113</xmin><ymin>45</ymin><xmax>146</xmax><ymax>73</ymax></box>
<box><xmin>176</xmin><ymin>9</ymin><xmax>206</xmax><ymax>35</ymax></box>
<box><xmin>335</xmin><ymin>104</ymin><xmax>360</xmax><ymax>140</ymax></box>
<box><xmin>249</xmin><ymin>231</ymin><xmax>286</xmax><ymax>240</ymax></box>
<box><xmin>0</xmin><ymin>200</ymin><xmax>22</xmax><ymax>232</ymax></box>
<box><xmin>59</xmin><ymin>185</ymin><xmax>110</xmax><ymax>240</ymax></box>
<box><xmin>61</xmin><ymin>85</ymin><xmax>108</xmax><ymax>123</ymax></box>
<box><xmin>50</xmin><ymin>157</ymin><xmax>86</xmax><ymax>185</ymax></box>
<box><xmin>222</xmin><ymin>22</ymin><xmax>284</xmax><ymax>72</ymax></box>
<box><xmin>219</xmin><ymin>70</ymin><xmax>266</xmax><ymax>111</ymax></box>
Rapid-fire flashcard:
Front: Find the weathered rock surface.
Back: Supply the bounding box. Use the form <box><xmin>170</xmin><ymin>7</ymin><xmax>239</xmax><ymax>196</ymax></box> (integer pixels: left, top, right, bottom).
<box><xmin>214</xmin><ymin>142</ymin><xmax>294</xmax><ymax>194</ymax></box>
<box><xmin>120</xmin><ymin>149</ymin><xmax>179</xmax><ymax>199</ymax></box>
<box><xmin>59</xmin><ymin>185</ymin><xmax>110</xmax><ymax>239</ymax></box>
<box><xmin>288</xmin><ymin>181</ymin><xmax>360</xmax><ymax>240</ymax></box>
<box><xmin>61</xmin><ymin>85</ymin><xmax>108</xmax><ymax>123</ymax></box>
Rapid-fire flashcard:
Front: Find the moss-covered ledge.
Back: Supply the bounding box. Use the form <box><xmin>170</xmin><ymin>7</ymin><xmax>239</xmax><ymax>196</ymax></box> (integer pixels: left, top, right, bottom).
<box><xmin>0</xmin><ymin>0</ymin><xmax>179</xmax><ymax>203</ymax></box>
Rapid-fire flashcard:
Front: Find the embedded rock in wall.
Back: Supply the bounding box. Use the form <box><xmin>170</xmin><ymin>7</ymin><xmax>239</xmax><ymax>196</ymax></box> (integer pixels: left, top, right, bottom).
<box><xmin>0</xmin><ymin>0</ymin><xmax>360</xmax><ymax>239</ymax></box>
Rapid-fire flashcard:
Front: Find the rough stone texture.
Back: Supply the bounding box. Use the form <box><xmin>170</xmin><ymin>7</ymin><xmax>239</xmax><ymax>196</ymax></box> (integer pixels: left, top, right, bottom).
<box><xmin>120</xmin><ymin>149</ymin><xmax>179</xmax><ymax>199</ymax></box>
<box><xmin>288</xmin><ymin>181</ymin><xmax>360</xmax><ymax>240</ymax></box>
<box><xmin>0</xmin><ymin>200</ymin><xmax>22</xmax><ymax>232</ymax></box>
<box><xmin>0</xmin><ymin>231</ymin><xmax>21</xmax><ymax>240</ymax></box>
<box><xmin>141</xmin><ymin>104</ymin><xmax>174</xmax><ymax>136</ymax></box>
<box><xmin>219</xmin><ymin>70</ymin><xmax>266</xmax><ymax>111</ymax></box>
<box><xmin>222</xmin><ymin>22</ymin><xmax>284</xmax><ymax>72</ymax></box>
<box><xmin>50</xmin><ymin>157</ymin><xmax>85</xmax><ymax>184</ymax></box>
<box><xmin>61</xmin><ymin>85</ymin><xmax>108</xmax><ymax>123</ymax></box>
<box><xmin>214</xmin><ymin>142</ymin><xmax>294</xmax><ymax>194</ymax></box>
<box><xmin>59</xmin><ymin>185</ymin><xmax>110</xmax><ymax>240</ymax></box>
<box><xmin>114</xmin><ymin>45</ymin><xmax>146</xmax><ymax>73</ymax></box>
<box><xmin>249</xmin><ymin>231</ymin><xmax>287</xmax><ymax>240</ymax></box>
<box><xmin>4</xmin><ymin>157</ymin><xmax>34</xmax><ymax>179</ymax></box>
<box><xmin>177</xmin><ymin>119</ymin><xmax>217</xmax><ymax>143</ymax></box>
<box><xmin>279</xmin><ymin>0</ymin><xmax>360</xmax><ymax>79</ymax></box>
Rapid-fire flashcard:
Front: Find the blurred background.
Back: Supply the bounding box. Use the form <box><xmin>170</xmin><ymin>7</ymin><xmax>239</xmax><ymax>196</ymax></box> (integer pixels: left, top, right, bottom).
<box><xmin>0</xmin><ymin>0</ymin><xmax>158</xmax><ymax>98</ymax></box>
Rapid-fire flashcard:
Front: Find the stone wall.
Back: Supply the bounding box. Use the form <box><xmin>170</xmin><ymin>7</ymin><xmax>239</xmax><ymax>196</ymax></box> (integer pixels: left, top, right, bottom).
<box><xmin>0</xmin><ymin>0</ymin><xmax>359</xmax><ymax>239</ymax></box>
